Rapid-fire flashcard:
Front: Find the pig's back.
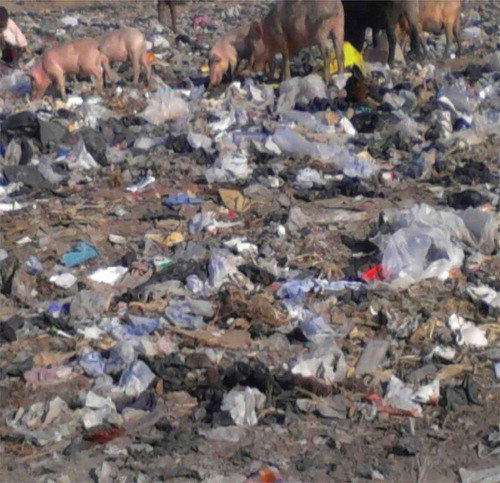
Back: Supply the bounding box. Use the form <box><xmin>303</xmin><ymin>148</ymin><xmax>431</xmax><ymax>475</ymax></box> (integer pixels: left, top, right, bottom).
<box><xmin>40</xmin><ymin>41</ymin><xmax>79</xmax><ymax>74</ymax></box>
<box><xmin>98</xmin><ymin>31</ymin><xmax>126</xmax><ymax>62</ymax></box>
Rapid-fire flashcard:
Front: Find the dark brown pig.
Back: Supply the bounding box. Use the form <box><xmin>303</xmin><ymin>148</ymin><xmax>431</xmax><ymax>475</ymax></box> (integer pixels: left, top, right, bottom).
<box><xmin>158</xmin><ymin>0</ymin><xmax>177</xmax><ymax>32</ymax></box>
<box><xmin>342</xmin><ymin>0</ymin><xmax>422</xmax><ymax>67</ymax></box>
<box><xmin>245</xmin><ymin>0</ymin><xmax>345</xmax><ymax>82</ymax></box>
<box><xmin>209</xmin><ymin>23</ymin><xmax>254</xmax><ymax>87</ymax></box>
<box><xmin>397</xmin><ymin>0</ymin><xmax>462</xmax><ymax>57</ymax></box>
<box><xmin>28</xmin><ymin>38</ymin><xmax>112</xmax><ymax>100</ymax></box>
<box><xmin>97</xmin><ymin>27</ymin><xmax>151</xmax><ymax>85</ymax></box>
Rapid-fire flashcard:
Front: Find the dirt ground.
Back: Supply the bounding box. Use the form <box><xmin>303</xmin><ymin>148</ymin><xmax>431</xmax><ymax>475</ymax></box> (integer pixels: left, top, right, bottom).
<box><xmin>0</xmin><ymin>0</ymin><xmax>499</xmax><ymax>482</ymax></box>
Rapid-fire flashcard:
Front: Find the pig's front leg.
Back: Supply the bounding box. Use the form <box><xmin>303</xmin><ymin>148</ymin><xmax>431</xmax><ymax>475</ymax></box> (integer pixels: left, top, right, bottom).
<box><xmin>53</xmin><ymin>69</ymin><xmax>66</xmax><ymax>100</ymax></box>
<box><xmin>140</xmin><ymin>51</ymin><xmax>152</xmax><ymax>86</ymax></box>
<box><xmin>101</xmin><ymin>54</ymin><xmax>115</xmax><ymax>85</ymax></box>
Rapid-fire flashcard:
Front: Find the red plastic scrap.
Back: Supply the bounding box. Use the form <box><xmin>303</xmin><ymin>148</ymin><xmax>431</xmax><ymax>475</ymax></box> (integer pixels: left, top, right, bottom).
<box><xmin>193</xmin><ymin>15</ymin><xmax>211</xmax><ymax>28</ymax></box>
<box><xmin>361</xmin><ymin>263</ymin><xmax>386</xmax><ymax>282</ymax></box>
<box><xmin>245</xmin><ymin>466</ymin><xmax>284</xmax><ymax>483</ymax></box>
<box><xmin>375</xmin><ymin>405</ymin><xmax>420</xmax><ymax>417</ymax></box>
<box><xmin>83</xmin><ymin>426</ymin><xmax>126</xmax><ymax>444</ymax></box>
<box><xmin>363</xmin><ymin>391</ymin><xmax>419</xmax><ymax>418</ymax></box>
<box><xmin>364</xmin><ymin>391</ymin><xmax>382</xmax><ymax>404</ymax></box>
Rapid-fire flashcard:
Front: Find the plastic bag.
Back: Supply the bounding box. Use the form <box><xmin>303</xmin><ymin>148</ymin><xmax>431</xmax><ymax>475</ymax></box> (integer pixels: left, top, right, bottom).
<box><xmin>205</xmin><ymin>151</ymin><xmax>251</xmax><ymax>183</ymax></box>
<box><xmin>376</xmin><ymin>204</ymin><xmax>498</xmax><ymax>288</ymax></box>
<box><xmin>119</xmin><ymin>360</ymin><xmax>156</xmax><ymax>397</ymax></box>
<box><xmin>291</xmin><ymin>339</ymin><xmax>347</xmax><ymax>384</ymax></box>
<box><xmin>0</xmin><ymin>70</ymin><xmax>31</xmax><ymax>95</ymax></box>
<box><xmin>276</xmin><ymin>74</ymin><xmax>327</xmax><ymax>112</ymax></box>
<box><xmin>274</xmin><ymin>126</ymin><xmax>379</xmax><ymax>177</ymax></box>
<box><xmin>64</xmin><ymin>139</ymin><xmax>98</xmax><ymax>171</ymax></box>
<box><xmin>221</xmin><ymin>387</ymin><xmax>265</xmax><ymax>427</ymax></box>
<box><xmin>164</xmin><ymin>299</ymin><xmax>206</xmax><ymax>330</ymax></box>
<box><xmin>381</xmin><ymin>225</ymin><xmax>464</xmax><ymax>288</ymax></box>
<box><xmin>141</xmin><ymin>86</ymin><xmax>189</xmax><ymax>125</ymax></box>
<box><xmin>330</xmin><ymin>42</ymin><xmax>366</xmax><ymax>75</ymax></box>
<box><xmin>280</xmin><ymin>110</ymin><xmax>328</xmax><ymax>133</ymax></box>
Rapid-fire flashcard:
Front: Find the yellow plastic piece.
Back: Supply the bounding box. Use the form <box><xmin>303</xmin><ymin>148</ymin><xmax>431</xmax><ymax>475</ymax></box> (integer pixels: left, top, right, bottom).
<box><xmin>330</xmin><ymin>42</ymin><xmax>366</xmax><ymax>76</ymax></box>
<box><xmin>201</xmin><ymin>63</ymin><xmax>210</xmax><ymax>74</ymax></box>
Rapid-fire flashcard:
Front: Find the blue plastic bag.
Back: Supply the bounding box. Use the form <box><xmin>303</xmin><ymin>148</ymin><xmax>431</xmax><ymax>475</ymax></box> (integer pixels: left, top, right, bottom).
<box><xmin>61</xmin><ymin>241</ymin><xmax>99</xmax><ymax>267</ymax></box>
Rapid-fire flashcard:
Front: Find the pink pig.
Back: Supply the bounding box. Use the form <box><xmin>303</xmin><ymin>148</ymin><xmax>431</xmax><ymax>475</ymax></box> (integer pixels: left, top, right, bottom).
<box><xmin>97</xmin><ymin>27</ymin><xmax>151</xmax><ymax>85</ymax></box>
<box><xmin>246</xmin><ymin>0</ymin><xmax>345</xmax><ymax>82</ymax></box>
<box><xmin>28</xmin><ymin>38</ymin><xmax>112</xmax><ymax>100</ymax></box>
<box><xmin>209</xmin><ymin>23</ymin><xmax>252</xmax><ymax>87</ymax></box>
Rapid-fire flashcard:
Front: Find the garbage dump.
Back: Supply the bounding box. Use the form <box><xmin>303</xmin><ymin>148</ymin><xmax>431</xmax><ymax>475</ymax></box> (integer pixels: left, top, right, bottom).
<box><xmin>0</xmin><ymin>0</ymin><xmax>499</xmax><ymax>481</ymax></box>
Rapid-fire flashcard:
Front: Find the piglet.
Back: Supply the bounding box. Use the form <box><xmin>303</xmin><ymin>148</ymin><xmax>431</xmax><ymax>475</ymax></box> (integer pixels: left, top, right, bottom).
<box><xmin>28</xmin><ymin>38</ymin><xmax>112</xmax><ymax>100</ymax></box>
<box><xmin>245</xmin><ymin>0</ymin><xmax>344</xmax><ymax>82</ymax></box>
<box><xmin>97</xmin><ymin>27</ymin><xmax>151</xmax><ymax>85</ymax></box>
<box><xmin>209</xmin><ymin>23</ymin><xmax>253</xmax><ymax>87</ymax></box>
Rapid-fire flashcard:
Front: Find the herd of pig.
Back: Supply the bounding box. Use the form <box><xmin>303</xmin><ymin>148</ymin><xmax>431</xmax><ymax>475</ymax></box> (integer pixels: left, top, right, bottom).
<box><xmin>27</xmin><ymin>0</ymin><xmax>463</xmax><ymax>100</ymax></box>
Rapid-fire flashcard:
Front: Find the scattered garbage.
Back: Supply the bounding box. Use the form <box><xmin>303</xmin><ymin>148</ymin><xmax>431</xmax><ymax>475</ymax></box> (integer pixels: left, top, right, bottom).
<box><xmin>0</xmin><ymin>0</ymin><xmax>499</xmax><ymax>481</ymax></box>
<box><xmin>141</xmin><ymin>85</ymin><xmax>190</xmax><ymax>124</ymax></box>
<box><xmin>61</xmin><ymin>241</ymin><xmax>100</xmax><ymax>267</ymax></box>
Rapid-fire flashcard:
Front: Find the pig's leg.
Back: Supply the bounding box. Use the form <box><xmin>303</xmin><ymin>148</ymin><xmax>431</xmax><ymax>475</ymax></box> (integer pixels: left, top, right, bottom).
<box><xmin>331</xmin><ymin>15</ymin><xmax>345</xmax><ymax>74</ymax></box>
<box><xmin>407</xmin><ymin>20</ymin><xmax>421</xmax><ymax>60</ymax></box>
<box><xmin>386</xmin><ymin>24</ymin><xmax>397</xmax><ymax>67</ymax></box>
<box><xmin>372</xmin><ymin>28</ymin><xmax>380</xmax><ymax>48</ymax></box>
<box><xmin>318</xmin><ymin>38</ymin><xmax>331</xmax><ymax>83</ymax></box>
<box><xmin>444</xmin><ymin>21</ymin><xmax>453</xmax><ymax>58</ymax></box>
<box><xmin>131</xmin><ymin>53</ymin><xmax>141</xmax><ymax>85</ymax></box>
<box><xmin>92</xmin><ymin>66</ymin><xmax>104</xmax><ymax>94</ymax></box>
<box><xmin>141</xmin><ymin>51</ymin><xmax>152</xmax><ymax>85</ymax></box>
<box><xmin>158</xmin><ymin>0</ymin><xmax>167</xmax><ymax>24</ymax></box>
<box><xmin>53</xmin><ymin>69</ymin><xmax>66</xmax><ymax>100</ymax></box>
<box><xmin>168</xmin><ymin>1</ymin><xmax>177</xmax><ymax>32</ymax></box>
<box><xmin>453</xmin><ymin>17</ymin><xmax>462</xmax><ymax>56</ymax></box>
<box><xmin>101</xmin><ymin>54</ymin><xmax>115</xmax><ymax>85</ymax></box>
<box><xmin>279</xmin><ymin>40</ymin><xmax>291</xmax><ymax>81</ymax></box>
<box><xmin>269</xmin><ymin>56</ymin><xmax>278</xmax><ymax>80</ymax></box>
<box><xmin>84</xmin><ymin>54</ymin><xmax>105</xmax><ymax>94</ymax></box>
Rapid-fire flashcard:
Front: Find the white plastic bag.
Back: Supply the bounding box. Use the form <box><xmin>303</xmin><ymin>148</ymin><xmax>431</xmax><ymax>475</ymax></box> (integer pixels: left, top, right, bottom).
<box><xmin>142</xmin><ymin>86</ymin><xmax>189</xmax><ymax>124</ymax></box>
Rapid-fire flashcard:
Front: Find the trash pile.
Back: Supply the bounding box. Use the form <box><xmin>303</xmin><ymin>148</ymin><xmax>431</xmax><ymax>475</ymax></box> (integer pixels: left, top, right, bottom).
<box><xmin>0</xmin><ymin>1</ymin><xmax>499</xmax><ymax>481</ymax></box>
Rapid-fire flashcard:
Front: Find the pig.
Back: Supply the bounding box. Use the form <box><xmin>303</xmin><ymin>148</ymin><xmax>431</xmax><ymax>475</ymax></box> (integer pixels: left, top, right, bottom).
<box><xmin>28</xmin><ymin>38</ymin><xmax>112</xmax><ymax>100</ymax></box>
<box><xmin>342</xmin><ymin>0</ymin><xmax>422</xmax><ymax>67</ymax></box>
<box><xmin>97</xmin><ymin>27</ymin><xmax>151</xmax><ymax>85</ymax></box>
<box><xmin>396</xmin><ymin>0</ymin><xmax>462</xmax><ymax>57</ymax></box>
<box><xmin>245</xmin><ymin>0</ymin><xmax>344</xmax><ymax>82</ymax></box>
<box><xmin>158</xmin><ymin>0</ymin><xmax>177</xmax><ymax>32</ymax></box>
<box><xmin>209</xmin><ymin>23</ymin><xmax>255</xmax><ymax>87</ymax></box>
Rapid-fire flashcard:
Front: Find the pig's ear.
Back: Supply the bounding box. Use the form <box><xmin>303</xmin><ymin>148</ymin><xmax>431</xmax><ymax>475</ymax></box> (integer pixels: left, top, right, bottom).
<box><xmin>252</xmin><ymin>21</ymin><xmax>264</xmax><ymax>39</ymax></box>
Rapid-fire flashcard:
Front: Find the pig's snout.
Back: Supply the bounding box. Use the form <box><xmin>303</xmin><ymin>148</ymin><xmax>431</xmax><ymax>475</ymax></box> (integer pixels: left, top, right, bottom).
<box><xmin>208</xmin><ymin>55</ymin><xmax>227</xmax><ymax>88</ymax></box>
